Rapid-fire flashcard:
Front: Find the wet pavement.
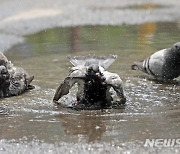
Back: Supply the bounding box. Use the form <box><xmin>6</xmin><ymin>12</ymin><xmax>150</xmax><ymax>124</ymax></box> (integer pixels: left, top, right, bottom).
<box><xmin>0</xmin><ymin>0</ymin><xmax>180</xmax><ymax>154</ymax></box>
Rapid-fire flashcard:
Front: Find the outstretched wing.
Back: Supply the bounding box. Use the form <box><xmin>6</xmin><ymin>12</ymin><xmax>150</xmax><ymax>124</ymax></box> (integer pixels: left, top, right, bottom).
<box><xmin>103</xmin><ymin>71</ymin><xmax>126</xmax><ymax>104</ymax></box>
<box><xmin>67</xmin><ymin>54</ymin><xmax>117</xmax><ymax>70</ymax></box>
<box><xmin>53</xmin><ymin>77</ymin><xmax>71</xmax><ymax>102</ymax></box>
<box><xmin>53</xmin><ymin>77</ymin><xmax>84</xmax><ymax>103</ymax></box>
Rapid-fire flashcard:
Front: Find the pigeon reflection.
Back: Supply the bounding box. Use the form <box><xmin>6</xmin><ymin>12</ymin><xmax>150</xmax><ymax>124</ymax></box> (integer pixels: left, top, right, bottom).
<box><xmin>56</xmin><ymin>111</ymin><xmax>106</xmax><ymax>142</ymax></box>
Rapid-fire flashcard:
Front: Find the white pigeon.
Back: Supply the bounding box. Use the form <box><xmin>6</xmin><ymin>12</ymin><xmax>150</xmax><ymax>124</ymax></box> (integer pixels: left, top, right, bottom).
<box><xmin>53</xmin><ymin>54</ymin><xmax>126</xmax><ymax>109</ymax></box>
<box><xmin>131</xmin><ymin>42</ymin><xmax>180</xmax><ymax>81</ymax></box>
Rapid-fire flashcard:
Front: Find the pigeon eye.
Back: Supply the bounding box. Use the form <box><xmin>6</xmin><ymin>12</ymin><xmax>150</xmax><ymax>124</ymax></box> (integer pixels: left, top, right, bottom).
<box><xmin>176</xmin><ymin>45</ymin><xmax>180</xmax><ymax>50</ymax></box>
<box><xmin>87</xmin><ymin>67</ymin><xmax>93</xmax><ymax>72</ymax></box>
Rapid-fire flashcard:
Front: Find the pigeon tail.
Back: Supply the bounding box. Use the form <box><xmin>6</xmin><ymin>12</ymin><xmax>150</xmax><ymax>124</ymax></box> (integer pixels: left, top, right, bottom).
<box><xmin>67</xmin><ymin>54</ymin><xmax>117</xmax><ymax>70</ymax></box>
<box><xmin>131</xmin><ymin>61</ymin><xmax>145</xmax><ymax>72</ymax></box>
<box><xmin>26</xmin><ymin>76</ymin><xmax>34</xmax><ymax>86</ymax></box>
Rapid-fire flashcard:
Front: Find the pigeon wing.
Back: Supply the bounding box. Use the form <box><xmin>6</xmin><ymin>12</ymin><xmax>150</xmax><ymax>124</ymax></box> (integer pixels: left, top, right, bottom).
<box><xmin>53</xmin><ymin>65</ymin><xmax>86</xmax><ymax>102</ymax></box>
<box><xmin>53</xmin><ymin>77</ymin><xmax>85</xmax><ymax>102</ymax></box>
<box><xmin>53</xmin><ymin>77</ymin><xmax>72</xmax><ymax>102</ymax></box>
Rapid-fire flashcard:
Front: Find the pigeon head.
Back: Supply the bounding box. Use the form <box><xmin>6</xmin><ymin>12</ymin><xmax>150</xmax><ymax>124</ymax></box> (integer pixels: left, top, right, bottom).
<box><xmin>172</xmin><ymin>42</ymin><xmax>180</xmax><ymax>53</ymax></box>
<box><xmin>86</xmin><ymin>64</ymin><xmax>101</xmax><ymax>77</ymax></box>
<box><xmin>0</xmin><ymin>65</ymin><xmax>9</xmax><ymax>82</ymax></box>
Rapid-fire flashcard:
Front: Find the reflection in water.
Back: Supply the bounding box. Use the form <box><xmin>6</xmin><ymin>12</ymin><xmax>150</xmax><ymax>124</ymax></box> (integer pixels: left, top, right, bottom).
<box><xmin>94</xmin><ymin>3</ymin><xmax>163</xmax><ymax>11</ymax></box>
<box><xmin>138</xmin><ymin>22</ymin><xmax>156</xmax><ymax>44</ymax></box>
<box><xmin>6</xmin><ymin>22</ymin><xmax>179</xmax><ymax>60</ymax></box>
<box><xmin>70</xmin><ymin>26</ymin><xmax>80</xmax><ymax>52</ymax></box>
<box><xmin>137</xmin><ymin>22</ymin><xmax>156</xmax><ymax>55</ymax></box>
<box><xmin>56</xmin><ymin>112</ymin><xmax>106</xmax><ymax>142</ymax></box>
<box><xmin>131</xmin><ymin>4</ymin><xmax>159</xmax><ymax>10</ymax></box>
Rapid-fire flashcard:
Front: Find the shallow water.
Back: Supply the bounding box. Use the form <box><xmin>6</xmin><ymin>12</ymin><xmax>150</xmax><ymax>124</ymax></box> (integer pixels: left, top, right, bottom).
<box><xmin>1</xmin><ymin>22</ymin><xmax>180</xmax><ymax>153</ymax></box>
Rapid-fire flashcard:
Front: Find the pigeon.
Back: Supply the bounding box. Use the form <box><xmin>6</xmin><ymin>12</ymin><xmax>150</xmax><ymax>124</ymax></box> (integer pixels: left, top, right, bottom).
<box><xmin>131</xmin><ymin>42</ymin><xmax>180</xmax><ymax>81</ymax></box>
<box><xmin>53</xmin><ymin>55</ymin><xmax>126</xmax><ymax>109</ymax></box>
<box><xmin>0</xmin><ymin>52</ymin><xmax>34</xmax><ymax>98</ymax></box>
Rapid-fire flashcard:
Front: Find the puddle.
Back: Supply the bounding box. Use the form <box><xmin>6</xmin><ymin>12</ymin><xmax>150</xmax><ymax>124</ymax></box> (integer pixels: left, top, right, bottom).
<box><xmin>1</xmin><ymin>22</ymin><xmax>180</xmax><ymax>153</ymax></box>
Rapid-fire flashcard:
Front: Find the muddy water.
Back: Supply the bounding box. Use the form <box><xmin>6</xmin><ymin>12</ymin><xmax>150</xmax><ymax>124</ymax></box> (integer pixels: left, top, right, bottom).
<box><xmin>0</xmin><ymin>22</ymin><xmax>180</xmax><ymax>153</ymax></box>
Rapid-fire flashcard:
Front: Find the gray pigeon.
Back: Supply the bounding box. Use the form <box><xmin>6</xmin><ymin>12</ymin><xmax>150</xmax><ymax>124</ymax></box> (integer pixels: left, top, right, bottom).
<box><xmin>53</xmin><ymin>55</ymin><xmax>126</xmax><ymax>109</ymax></box>
<box><xmin>131</xmin><ymin>42</ymin><xmax>180</xmax><ymax>81</ymax></box>
<box><xmin>0</xmin><ymin>52</ymin><xmax>34</xmax><ymax>98</ymax></box>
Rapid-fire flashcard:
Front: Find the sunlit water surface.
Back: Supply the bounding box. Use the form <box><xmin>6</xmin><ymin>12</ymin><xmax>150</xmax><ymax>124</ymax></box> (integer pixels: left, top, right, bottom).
<box><xmin>0</xmin><ymin>22</ymin><xmax>180</xmax><ymax>153</ymax></box>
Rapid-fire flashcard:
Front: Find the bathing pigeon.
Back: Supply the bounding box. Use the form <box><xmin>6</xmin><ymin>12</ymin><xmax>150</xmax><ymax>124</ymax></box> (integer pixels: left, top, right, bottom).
<box><xmin>0</xmin><ymin>52</ymin><xmax>34</xmax><ymax>98</ymax></box>
<box><xmin>53</xmin><ymin>55</ymin><xmax>126</xmax><ymax>109</ymax></box>
<box><xmin>131</xmin><ymin>42</ymin><xmax>180</xmax><ymax>81</ymax></box>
